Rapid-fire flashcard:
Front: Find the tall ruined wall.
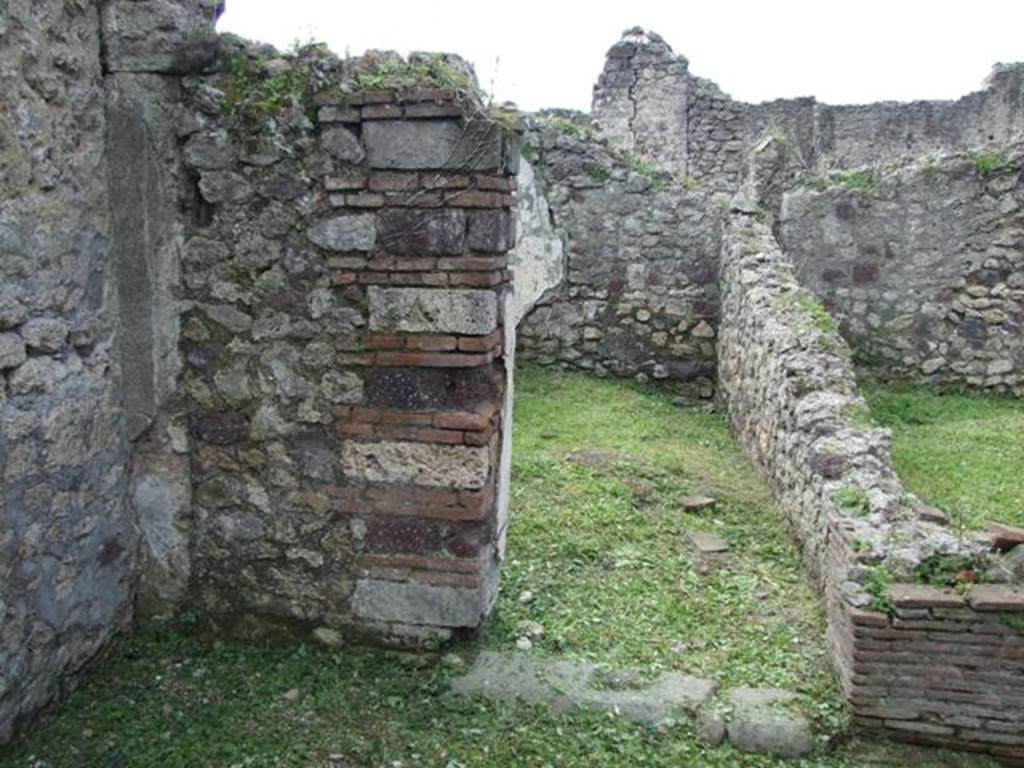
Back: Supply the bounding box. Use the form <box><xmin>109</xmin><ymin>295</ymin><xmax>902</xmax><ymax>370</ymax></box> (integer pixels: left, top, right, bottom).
<box><xmin>515</xmin><ymin>122</ymin><xmax>721</xmax><ymax>394</ymax></box>
<box><xmin>178</xmin><ymin>46</ymin><xmax>518</xmax><ymax>642</ymax></box>
<box><xmin>0</xmin><ymin>0</ymin><xmax>128</xmax><ymax>742</ymax></box>
<box><xmin>781</xmin><ymin>147</ymin><xmax>1024</xmax><ymax>392</ymax></box>
<box><xmin>592</xmin><ymin>29</ymin><xmax>1024</xmax><ymax>196</ymax></box>
<box><xmin>718</xmin><ymin>147</ymin><xmax>1024</xmax><ymax>760</ymax></box>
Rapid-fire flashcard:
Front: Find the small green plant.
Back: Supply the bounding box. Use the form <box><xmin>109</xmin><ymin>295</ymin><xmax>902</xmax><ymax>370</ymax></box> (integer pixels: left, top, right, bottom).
<box><xmin>914</xmin><ymin>552</ymin><xmax>979</xmax><ymax>587</ymax></box>
<box><xmin>851</xmin><ymin>538</ymin><xmax>871</xmax><ymax>553</ymax></box>
<box><xmin>351</xmin><ymin>53</ymin><xmax>476</xmax><ymax>95</ymax></box>
<box><xmin>844</xmin><ymin>402</ymin><xmax>875</xmax><ymax>429</ymax></box>
<box><xmin>1000</xmin><ymin>612</ymin><xmax>1024</xmax><ymax>633</ymax></box>
<box><xmin>776</xmin><ymin>290</ymin><xmax>841</xmax><ymax>335</ymax></box>
<box><xmin>520</xmin><ymin>140</ymin><xmax>537</xmax><ymax>163</ymax></box>
<box><xmin>489</xmin><ymin>104</ymin><xmax>524</xmax><ymax>132</ymax></box>
<box><xmin>967</xmin><ymin>150</ymin><xmax>1010</xmax><ymax>177</ymax></box>
<box><xmin>588</xmin><ymin>166</ymin><xmax>610</xmax><ymax>183</ymax></box>
<box><xmin>833</xmin><ymin>485</ymin><xmax>871</xmax><ymax>517</ymax></box>
<box><xmin>802</xmin><ymin>169</ymin><xmax>875</xmax><ymax>192</ymax></box>
<box><xmin>221</xmin><ymin>53</ymin><xmax>314</xmax><ymax>130</ymax></box>
<box><xmin>547</xmin><ymin>116</ymin><xmax>591</xmax><ymax>138</ymax></box>
<box><xmin>864</xmin><ymin>566</ymin><xmax>895</xmax><ymax>614</ymax></box>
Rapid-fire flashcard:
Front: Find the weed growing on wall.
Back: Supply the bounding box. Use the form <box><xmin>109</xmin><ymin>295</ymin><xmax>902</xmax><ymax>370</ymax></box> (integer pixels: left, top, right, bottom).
<box><xmin>351</xmin><ymin>53</ymin><xmax>476</xmax><ymax>95</ymax></box>
<box><xmin>832</xmin><ymin>486</ymin><xmax>871</xmax><ymax>517</ymax></box>
<box><xmin>802</xmin><ymin>169</ymin><xmax>875</xmax><ymax>192</ymax></box>
<box><xmin>914</xmin><ymin>552</ymin><xmax>982</xmax><ymax>587</ymax></box>
<box><xmin>967</xmin><ymin>150</ymin><xmax>1010</xmax><ymax>177</ymax></box>
<box><xmin>775</xmin><ymin>290</ymin><xmax>841</xmax><ymax>336</ymax></box>
<box><xmin>863</xmin><ymin>567</ymin><xmax>895</xmax><ymax>615</ymax></box>
<box><xmin>221</xmin><ymin>53</ymin><xmax>313</xmax><ymax>130</ymax></box>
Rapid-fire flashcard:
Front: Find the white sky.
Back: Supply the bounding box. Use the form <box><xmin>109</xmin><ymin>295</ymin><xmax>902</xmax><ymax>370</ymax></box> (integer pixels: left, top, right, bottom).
<box><xmin>219</xmin><ymin>1</ymin><xmax>1024</xmax><ymax>112</ymax></box>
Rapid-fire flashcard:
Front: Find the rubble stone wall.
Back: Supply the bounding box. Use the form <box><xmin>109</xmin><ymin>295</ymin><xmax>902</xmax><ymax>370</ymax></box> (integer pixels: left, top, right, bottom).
<box><xmin>718</xmin><ymin>171</ymin><xmax>1024</xmax><ymax>761</ymax></box>
<box><xmin>780</xmin><ymin>147</ymin><xmax>1024</xmax><ymax>393</ymax></box>
<box><xmin>1</xmin><ymin>0</ymin><xmax>130</xmax><ymax>742</ymax></box>
<box><xmin>178</xmin><ymin>45</ymin><xmax>519</xmax><ymax>642</ymax></box>
<box><xmin>514</xmin><ymin>124</ymin><xmax>721</xmax><ymax>394</ymax></box>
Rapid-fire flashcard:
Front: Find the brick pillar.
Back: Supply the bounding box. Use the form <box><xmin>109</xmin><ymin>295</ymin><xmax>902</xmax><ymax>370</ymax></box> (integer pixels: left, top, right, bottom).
<box><xmin>318</xmin><ymin>88</ymin><xmax>519</xmax><ymax>641</ymax></box>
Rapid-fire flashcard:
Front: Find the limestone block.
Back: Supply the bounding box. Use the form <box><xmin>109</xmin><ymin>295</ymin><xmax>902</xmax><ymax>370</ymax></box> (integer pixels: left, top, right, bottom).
<box><xmin>321</xmin><ymin>126</ymin><xmax>364</xmax><ymax>163</ymax></box>
<box><xmin>367</xmin><ymin>287</ymin><xmax>497</xmax><ymax>335</ymax></box>
<box><xmin>363</xmin><ymin>119</ymin><xmax>503</xmax><ymax>171</ymax></box>
<box><xmin>307</xmin><ymin>214</ymin><xmax>377</xmax><ymax>252</ymax></box>
<box><xmin>377</xmin><ymin>209</ymin><xmax>465</xmax><ymax>255</ymax></box>
<box><xmin>352</xmin><ymin>578</ymin><xmax>491</xmax><ymax>627</ymax></box>
<box><xmin>468</xmin><ymin>210</ymin><xmax>515</xmax><ymax>252</ymax></box>
<box><xmin>341</xmin><ymin>440</ymin><xmax>490</xmax><ymax>489</ymax></box>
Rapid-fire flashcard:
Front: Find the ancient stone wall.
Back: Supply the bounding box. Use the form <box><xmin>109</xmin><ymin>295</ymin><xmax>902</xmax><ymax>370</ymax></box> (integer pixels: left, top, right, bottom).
<box><xmin>0</xmin><ymin>0</ymin><xmax>130</xmax><ymax>742</ymax></box>
<box><xmin>592</xmin><ymin>29</ymin><xmax>1024</xmax><ymax>197</ymax></box>
<box><xmin>514</xmin><ymin>123</ymin><xmax>721</xmax><ymax>394</ymax></box>
<box><xmin>780</xmin><ymin>147</ymin><xmax>1024</xmax><ymax>393</ymax></box>
<box><xmin>718</xmin><ymin>145</ymin><xmax>1024</xmax><ymax>760</ymax></box>
<box><xmin>177</xmin><ymin>45</ymin><xmax>518</xmax><ymax>642</ymax></box>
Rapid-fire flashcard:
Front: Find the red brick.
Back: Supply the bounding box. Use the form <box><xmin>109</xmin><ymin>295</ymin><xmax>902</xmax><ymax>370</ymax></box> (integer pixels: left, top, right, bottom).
<box><xmin>422</xmin><ymin>173</ymin><xmax>470</xmax><ymax>190</ymax></box>
<box><xmin>365</xmin><ymin>517</ymin><xmax>442</xmax><ymax>555</ymax></box>
<box><xmin>326</xmin><ymin>256</ymin><xmax>368</xmax><ymax>269</ymax></box>
<box><xmin>457</xmin><ymin>330</ymin><xmax>502</xmax><ymax>352</ymax></box>
<box><xmin>333</xmin><ymin>271</ymin><xmax>358</xmax><ymax>285</ymax></box>
<box><xmin>387</xmin><ymin>272</ymin><xmax>449</xmax><ymax>287</ymax></box>
<box><xmin>404</xmin><ymin>335</ymin><xmax>458</xmax><ymax>352</ymax></box>
<box><xmin>475</xmin><ymin>175</ymin><xmax>512</xmax><ymax>191</ymax></box>
<box><xmin>400</xmin><ymin>87</ymin><xmax>456</xmax><ymax>103</ymax></box>
<box><xmin>336</xmin><ymin>422</ymin><xmax>376</xmax><ymax>437</ymax></box>
<box><xmin>409</xmin><ymin>427</ymin><xmax>467</xmax><ymax>445</ymax></box>
<box><xmin>368</xmin><ymin>172</ymin><xmax>420</xmax><ymax>192</ymax></box>
<box><xmin>385</xmin><ymin>191</ymin><xmax>445</xmax><ymax>207</ymax></box>
<box><xmin>459</xmin><ymin>485</ymin><xmax>494</xmax><ymax>513</ymax></box>
<box><xmin>318</xmin><ymin>105</ymin><xmax>361</xmax><ymax>123</ymax></box>
<box><xmin>434</xmin><ymin>411</ymin><xmax>491</xmax><ymax>431</ymax></box>
<box><xmin>447</xmin><ymin>270</ymin><xmax>504</xmax><ymax>287</ymax></box>
<box><xmin>437</xmin><ymin>256</ymin><xmax>507</xmax><ymax>271</ymax></box>
<box><xmin>463</xmin><ymin>428</ymin><xmax>495</xmax><ymax>446</ymax></box>
<box><xmin>365</xmin><ymin>486</ymin><xmax>460</xmax><ymax>507</ymax></box>
<box><xmin>368</xmin><ymin>256</ymin><xmax>438</xmax><ymax>272</ymax></box>
<box><xmin>374</xmin><ymin>350</ymin><xmax>494</xmax><ymax>368</ymax></box>
<box><xmin>445</xmin><ymin>190</ymin><xmax>506</xmax><ymax>208</ymax></box>
<box><xmin>349</xmin><ymin>90</ymin><xmax>393</xmax><ymax>105</ymax></box>
<box><xmin>410</xmin><ymin>570</ymin><xmax>481</xmax><ymax>588</ymax></box>
<box><xmin>345</xmin><ymin>192</ymin><xmax>386</xmax><ymax>208</ymax></box>
<box><xmin>361</xmin><ymin>103</ymin><xmax>403</xmax><ymax>119</ymax></box>
<box><xmin>889</xmin><ymin>584</ymin><xmax>967</xmax><ymax>609</ymax></box>
<box><xmin>336</xmin><ymin>352</ymin><xmax>373</xmax><ymax>366</ymax></box>
<box><xmin>324</xmin><ymin>175</ymin><xmax>366</xmax><ymax>191</ymax></box>
<box><xmin>403</xmin><ymin>102</ymin><xmax>463</xmax><ymax>118</ymax></box>
<box><xmin>364</xmin><ymin>334</ymin><xmax>403</xmax><ymax>350</ymax></box>
<box><xmin>968</xmin><ymin>585</ymin><xmax>1024</xmax><ymax>611</ymax></box>
<box><xmin>357</xmin><ymin>271</ymin><xmax>391</xmax><ymax>284</ymax></box>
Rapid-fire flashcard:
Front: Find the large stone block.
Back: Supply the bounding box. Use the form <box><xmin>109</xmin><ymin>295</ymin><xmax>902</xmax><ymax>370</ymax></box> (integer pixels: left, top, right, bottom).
<box><xmin>368</xmin><ymin>287</ymin><xmax>497</xmax><ymax>335</ymax></box>
<box><xmin>365</xmin><ymin>367</ymin><xmax>498</xmax><ymax>411</ymax></box>
<box><xmin>307</xmin><ymin>214</ymin><xmax>377</xmax><ymax>252</ymax></box>
<box><xmin>377</xmin><ymin>209</ymin><xmax>465</xmax><ymax>255</ymax></box>
<box><xmin>351</xmin><ymin>577</ymin><xmax>490</xmax><ymax>626</ymax></box>
<box><xmin>468</xmin><ymin>210</ymin><xmax>515</xmax><ymax>253</ymax></box>
<box><xmin>363</xmin><ymin>119</ymin><xmax>504</xmax><ymax>171</ymax></box>
<box><xmin>341</xmin><ymin>440</ymin><xmax>490</xmax><ymax>489</ymax></box>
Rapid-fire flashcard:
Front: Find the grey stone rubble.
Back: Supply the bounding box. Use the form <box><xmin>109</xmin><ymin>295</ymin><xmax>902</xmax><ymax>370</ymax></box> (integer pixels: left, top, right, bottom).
<box><xmin>451</xmin><ymin>651</ymin><xmax>812</xmax><ymax>758</ymax></box>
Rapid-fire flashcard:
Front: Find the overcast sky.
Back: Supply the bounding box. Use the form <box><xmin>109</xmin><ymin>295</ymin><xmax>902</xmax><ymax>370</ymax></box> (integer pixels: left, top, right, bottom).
<box><xmin>219</xmin><ymin>1</ymin><xmax>1024</xmax><ymax>112</ymax></box>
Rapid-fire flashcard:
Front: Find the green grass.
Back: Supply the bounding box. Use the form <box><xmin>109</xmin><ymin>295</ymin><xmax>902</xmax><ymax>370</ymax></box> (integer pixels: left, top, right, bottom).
<box><xmin>0</xmin><ymin>368</ymin><xmax>1000</xmax><ymax>767</ymax></box>
<box><xmin>966</xmin><ymin>150</ymin><xmax>1011</xmax><ymax>177</ymax></box>
<box><xmin>863</xmin><ymin>383</ymin><xmax>1024</xmax><ymax>530</ymax></box>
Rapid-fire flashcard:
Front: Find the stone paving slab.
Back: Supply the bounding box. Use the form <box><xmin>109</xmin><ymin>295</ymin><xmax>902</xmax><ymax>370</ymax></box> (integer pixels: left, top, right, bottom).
<box><xmin>451</xmin><ymin>652</ymin><xmax>814</xmax><ymax>758</ymax></box>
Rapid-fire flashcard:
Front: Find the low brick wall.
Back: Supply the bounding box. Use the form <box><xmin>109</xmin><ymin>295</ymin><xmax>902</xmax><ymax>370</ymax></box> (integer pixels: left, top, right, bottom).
<box><xmin>717</xmin><ymin>193</ymin><xmax>1024</xmax><ymax>760</ymax></box>
<box><xmin>179</xmin><ymin>45</ymin><xmax>518</xmax><ymax>643</ymax></box>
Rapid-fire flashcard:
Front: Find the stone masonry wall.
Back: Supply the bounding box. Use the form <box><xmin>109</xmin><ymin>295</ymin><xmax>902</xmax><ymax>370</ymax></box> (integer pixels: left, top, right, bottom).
<box><xmin>718</xmin><ymin>144</ymin><xmax>1024</xmax><ymax>760</ymax></box>
<box><xmin>0</xmin><ymin>0</ymin><xmax>130</xmax><ymax>742</ymax></box>
<box><xmin>780</xmin><ymin>147</ymin><xmax>1024</xmax><ymax>393</ymax></box>
<box><xmin>515</xmin><ymin>121</ymin><xmax>721</xmax><ymax>394</ymax></box>
<box><xmin>591</xmin><ymin>29</ymin><xmax>1024</xmax><ymax>197</ymax></box>
<box><xmin>178</xmin><ymin>44</ymin><xmax>518</xmax><ymax>643</ymax></box>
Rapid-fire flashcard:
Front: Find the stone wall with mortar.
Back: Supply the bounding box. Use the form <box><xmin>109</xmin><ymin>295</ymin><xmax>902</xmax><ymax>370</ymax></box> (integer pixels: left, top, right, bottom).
<box><xmin>1</xmin><ymin>0</ymin><xmax>124</xmax><ymax>742</ymax></box>
<box><xmin>780</xmin><ymin>147</ymin><xmax>1024</xmax><ymax>393</ymax></box>
<box><xmin>177</xmin><ymin>43</ymin><xmax>519</xmax><ymax>643</ymax></box>
<box><xmin>591</xmin><ymin>29</ymin><xmax>1024</xmax><ymax>197</ymax></box>
<box><xmin>514</xmin><ymin>121</ymin><xmax>721</xmax><ymax>394</ymax></box>
<box><xmin>718</xmin><ymin>143</ymin><xmax>1024</xmax><ymax>760</ymax></box>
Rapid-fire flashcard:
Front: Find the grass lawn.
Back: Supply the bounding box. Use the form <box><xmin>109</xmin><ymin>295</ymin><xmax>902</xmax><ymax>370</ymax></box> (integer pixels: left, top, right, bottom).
<box><xmin>863</xmin><ymin>383</ymin><xmax>1024</xmax><ymax>530</ymax></box>
<box><xmin>0</xmin><ymin>366</ymin><xmax>999</xmax><ymax>768</ymax></box>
